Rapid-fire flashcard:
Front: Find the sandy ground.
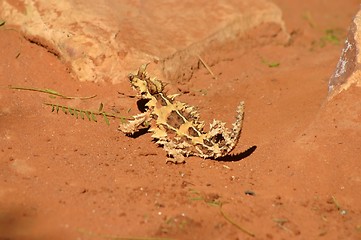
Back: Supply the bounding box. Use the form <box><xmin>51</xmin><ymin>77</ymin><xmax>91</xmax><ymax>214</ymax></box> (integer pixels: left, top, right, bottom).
<box><xmin>1</xmin><ymin>1</ymin><xmax>361</xmax><ymax>239</ymax></box>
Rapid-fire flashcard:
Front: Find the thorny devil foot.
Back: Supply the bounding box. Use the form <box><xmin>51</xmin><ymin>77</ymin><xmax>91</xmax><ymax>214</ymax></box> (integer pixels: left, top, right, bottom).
<box><xmin>118</xmin><ymin>64</ymin><xmax>245</xmax><ymax>164</ymax></box>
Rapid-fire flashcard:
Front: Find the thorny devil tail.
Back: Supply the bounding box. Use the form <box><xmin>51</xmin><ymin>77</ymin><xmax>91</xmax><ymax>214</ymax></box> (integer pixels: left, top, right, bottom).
<box><xmin>227</xmin><ymin>101</ymin><xmax>245</xmax><ymax>154</ymax></box>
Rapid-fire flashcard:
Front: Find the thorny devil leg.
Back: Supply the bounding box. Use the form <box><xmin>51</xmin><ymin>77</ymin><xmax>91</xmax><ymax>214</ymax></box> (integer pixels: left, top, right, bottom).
<box><xmin>118</xmin><ymin>64</ymin><xmax>245</xmax><ymax>163</ymax></box>
<box><xmin>118</xmin><ymin>112</ymin><xmax>151</xmax><ymax>135</ymax></box>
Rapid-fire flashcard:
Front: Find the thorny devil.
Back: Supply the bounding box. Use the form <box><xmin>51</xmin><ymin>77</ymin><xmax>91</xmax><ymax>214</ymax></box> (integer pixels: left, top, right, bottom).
<box><xmin>118</xmin><ymin>64</ymin><xmax>245</xmax><ymax>163</ymax></box>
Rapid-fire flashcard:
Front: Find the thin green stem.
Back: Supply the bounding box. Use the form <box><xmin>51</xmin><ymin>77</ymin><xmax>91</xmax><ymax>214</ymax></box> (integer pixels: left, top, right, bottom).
<box><xmin>44</xmin><ymin>102</ymin><xmax>133</xmax><ymax>121</ymax></box>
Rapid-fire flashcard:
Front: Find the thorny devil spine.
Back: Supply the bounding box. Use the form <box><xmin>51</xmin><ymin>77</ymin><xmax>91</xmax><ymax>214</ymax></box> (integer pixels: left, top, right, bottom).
<box><xmin>118</xmin><ymin>64</ymin><xmax>245</xmax><ymax>163</ymax></box>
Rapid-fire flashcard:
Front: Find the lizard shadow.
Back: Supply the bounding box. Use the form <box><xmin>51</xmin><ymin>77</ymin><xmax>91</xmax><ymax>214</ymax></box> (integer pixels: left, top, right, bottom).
<box><xmin>127</xmin><ymin>127</ymin><xmax>150</xmax><ymax>138</ymax></box>
<box><xmin>215</xmin><ymin>145</ymin><xmax>257</xmax><ymax>162</ymax></box>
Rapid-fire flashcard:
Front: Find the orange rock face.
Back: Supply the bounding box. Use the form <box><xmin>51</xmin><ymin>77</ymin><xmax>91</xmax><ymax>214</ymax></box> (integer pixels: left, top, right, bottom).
<box><xmin>1</xmin><ymin>0</ymin><xmax>287</xmax><ymax>83</ymax></box>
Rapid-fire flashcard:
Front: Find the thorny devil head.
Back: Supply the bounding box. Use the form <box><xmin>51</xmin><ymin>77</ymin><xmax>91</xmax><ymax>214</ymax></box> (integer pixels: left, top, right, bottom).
<box><xmin>119</xmin><ymin>63</ymin><xmax>245</xmax><ymax>163</ymax></box>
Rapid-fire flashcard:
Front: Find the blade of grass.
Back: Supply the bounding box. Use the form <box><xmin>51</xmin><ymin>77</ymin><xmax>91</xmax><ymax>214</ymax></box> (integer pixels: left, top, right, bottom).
<box><xmin>273</xmin><ymin>218</ymin><xmax>294</xmax><ymax>234</ymax></box>
<box><xmin>9</xmin><ymin>85</ymin><xmax>97</xmax><ymax>100</ymax></box>
<box><xmin>261</xmin><ymin>58</ymin><xmax>280</xmax><ymax>68</ymax></box>
<box><xmin>198</xmin><ymin>54</ymin><xmax>217</xmax><ymax>80</ymax></box>
<box><xmin>77</xmin><ymin>228</ymin><xmax>174</xmax><ymax>240</ymax></box>
<box><xmin>220</xmin><ymin>204</ymin><xmax>255</xmax><ymax>237</ymax></box>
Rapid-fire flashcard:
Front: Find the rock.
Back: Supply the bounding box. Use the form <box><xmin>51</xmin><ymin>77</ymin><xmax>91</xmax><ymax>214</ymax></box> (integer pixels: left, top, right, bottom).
<box><xmin>329</xmin><ymin>6</ymin><xmax>361</xmax><ymax>97</ymax></box>
<box><xmin>0</xmin><ymin>0</ymin><xmax>288</xmax><ymax>83</ymax></box>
